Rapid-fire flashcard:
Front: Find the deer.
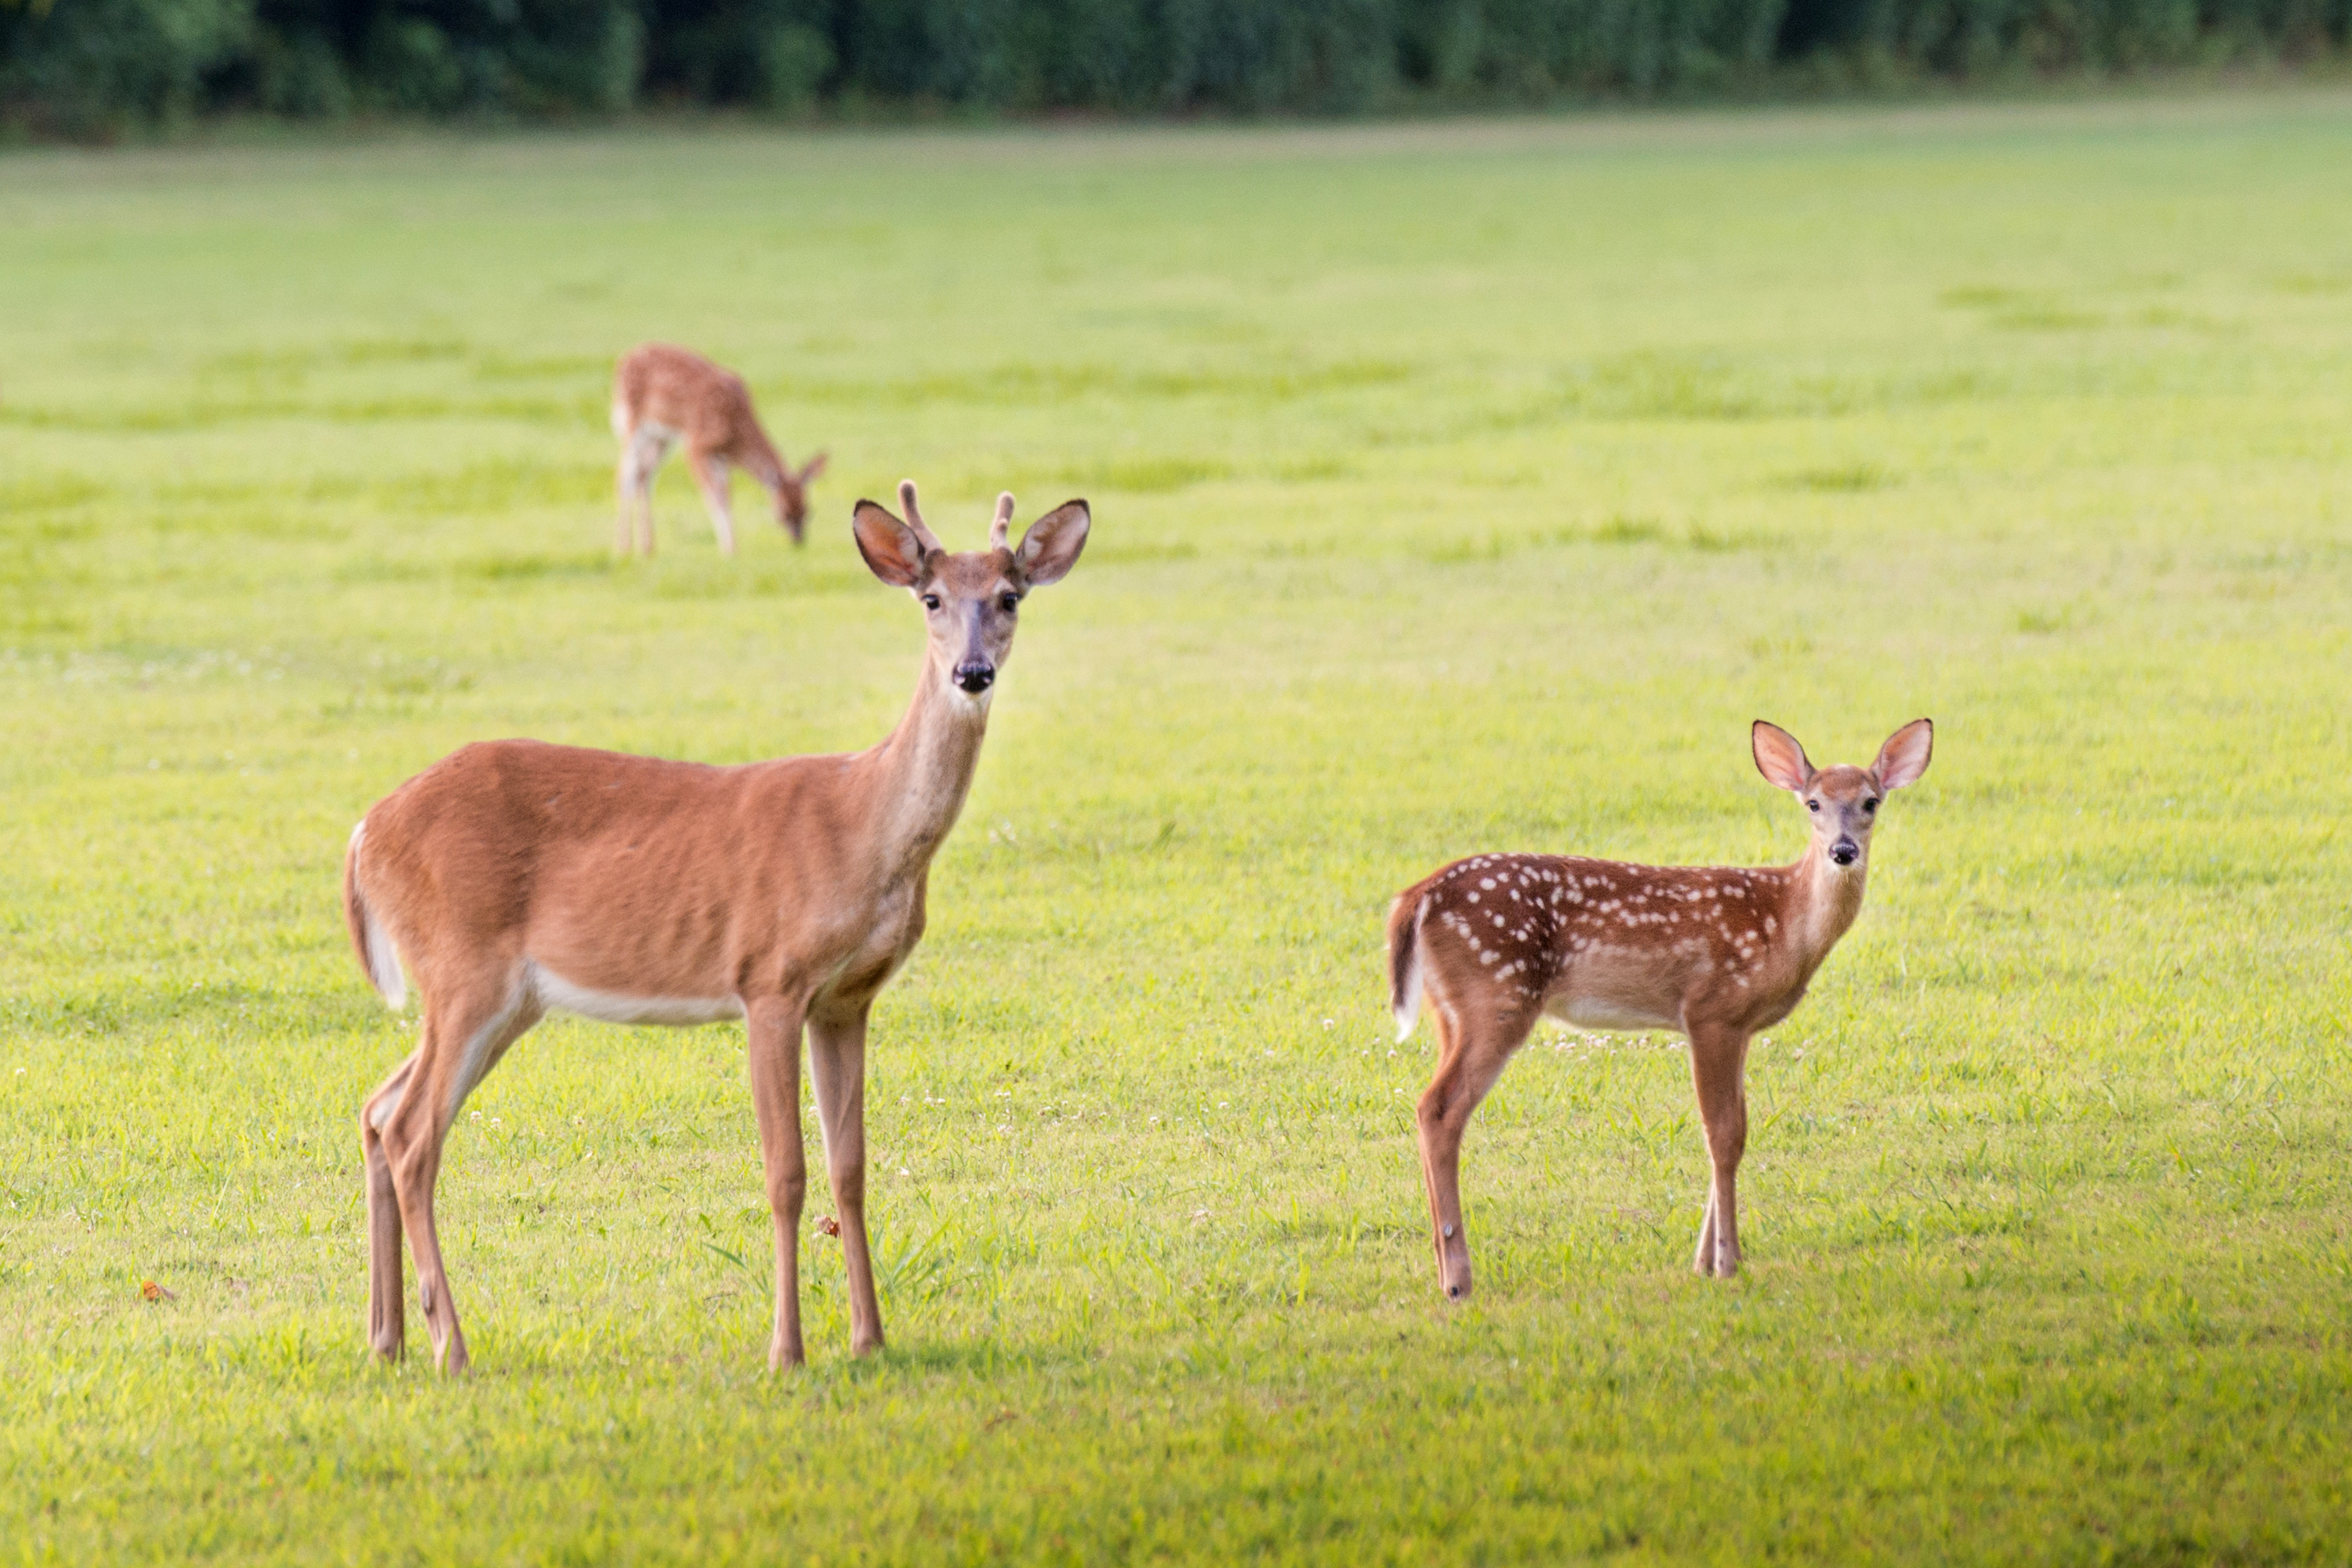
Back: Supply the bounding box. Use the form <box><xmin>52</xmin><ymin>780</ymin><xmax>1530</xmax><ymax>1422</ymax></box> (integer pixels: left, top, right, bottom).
<box><xmin>1386</xmin><ymin>718</ymin><xmax>1933</xmax><ymax>1299</ymax></box>
<box><xmin>342</xmin><ymin>481</ymin><xmax>1089</xmax><ymax>1373</ymax></box>
<box><xmin>611</xmin><ymin>342</ymin><xmax>826</xmax><ymax>557</ymax></box>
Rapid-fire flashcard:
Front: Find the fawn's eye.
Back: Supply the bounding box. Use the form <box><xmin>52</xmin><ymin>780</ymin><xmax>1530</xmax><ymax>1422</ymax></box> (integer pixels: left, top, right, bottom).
<box><xmin>921</xmin><ymin>594</ymin><xmax>941</xmax><ymax>611</ymax></box>
<box><xmin>1806</xmin><ymin>800</ymin><xmax>1820</xmax><ymax>812</ymax></box>
<box><xmin>1863</xmin><ymin>798</ymin><xmax>1880</xmax><ymax>813</ymax></box>
<box><xmin>999</xmin><ymin>593</ymin><xmax>1019</xmax><ymax>613</ymax></box>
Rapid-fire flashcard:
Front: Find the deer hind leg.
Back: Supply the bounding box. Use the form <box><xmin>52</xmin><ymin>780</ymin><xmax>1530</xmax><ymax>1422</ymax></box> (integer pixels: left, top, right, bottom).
<box><xmin>361</xmin><ymin>1050</ymin><xmax>419</xmax><ymax>1362</ymax></box>
<box><xmin>746</xmin><ymin>996</ymin><xmax>810</xmax><ymax>1369</ymax></box>
<box><xmin>619</xmin><ymin>429</ymin><xmax>668</xmax><ymax>557</ymax></box>
<box><xmin>808</xmin><ymin>1009</ymin><xmax>883</xmax><ymax>1358</ymax></box>
<box><xmin>378</xmin><ymin>970</ymin><xmax>540</xmax><ymax>1375</ymax></box>
<box><xmin>1415</xmin><ymin>994</ymin><xmax>1533</xmax><ymax>1303</ymax></box>
<box><xmin>1687</xmin><ymin>1023</ymin><xmax>1751</xmax><ymax>1278</ymax></box>
<box><xmin>687</xmin><ymin>450</ymin><xmax>736</xmax><ymax>557</ymax></box>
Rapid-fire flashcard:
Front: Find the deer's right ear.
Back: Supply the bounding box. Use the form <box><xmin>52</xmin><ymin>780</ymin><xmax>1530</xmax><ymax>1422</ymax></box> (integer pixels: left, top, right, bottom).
<box><xmin>852</xmin><ymin>500</ymin><xmax>926</xmax><ymax>587</ymax></box>
<box><xmin>1752</xmin><ymin>721</ymin><xmax>1812</xmax><ymax>793</ymax></box>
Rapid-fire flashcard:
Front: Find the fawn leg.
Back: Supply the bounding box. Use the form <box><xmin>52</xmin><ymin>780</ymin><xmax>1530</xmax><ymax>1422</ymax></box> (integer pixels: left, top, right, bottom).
<box><xmin>1415</xmin><ymin>997</ymin><xmax>1530</xmax><ymax>1302</ymax></box>
<box><xmin>1688</xmin><ymin>1022</ymin><xmax>1751</xmax><ymax>1278</ymax></box>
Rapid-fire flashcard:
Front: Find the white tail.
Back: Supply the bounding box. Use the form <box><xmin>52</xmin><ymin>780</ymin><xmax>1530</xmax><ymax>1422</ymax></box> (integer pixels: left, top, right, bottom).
<box><xmin>1386</xmin><ymin>892</ymin><xmax>1427</xmax><ymax>1043</ymax></box>
<box><xmin>611</xmin><ymin>342</ymin><xmax>827</xmax><ymax>557</ymax></box>
<box><xmin>344</xmin><ymin>481</ymin><xmax>1088</xmax><ymax>1374</ymax></box>
<box><xmin>340</xmin><ymin>823</ymin><xmax>406</xmax><ymax>1009</ymax></box>
<box><xmin>1388</xmin><ymin>717</ymin><xmax>1932</xmax><ymax>1299</ymax></box>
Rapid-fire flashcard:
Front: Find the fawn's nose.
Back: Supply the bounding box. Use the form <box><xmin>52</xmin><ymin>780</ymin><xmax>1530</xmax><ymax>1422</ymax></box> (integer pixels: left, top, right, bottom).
<box><xmin>954</xmin><ymin>662</ymin><xmax>996</xmax><ymax>694</ymax></box>
<box><xmin>1830</xmin><ymin>838</ymin><xmax>1860</xmax><ymax>866</ymax></box>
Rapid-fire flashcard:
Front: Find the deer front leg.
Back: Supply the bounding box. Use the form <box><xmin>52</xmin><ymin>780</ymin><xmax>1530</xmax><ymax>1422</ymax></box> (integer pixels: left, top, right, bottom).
<box><xmin>360</xmin><ymin>1051</ymin><xmax>418</xmax><ymax>1362</ymax></box>
<box><xmin>687</xmin><ymin>450</ymin><xmax>736</xmax><ymax>557</ymax></box>
<box><xmin>1414</xmin><ymin>1001</ymin><xmax>1527</xmax><ymax>1303</ymax></box>
<box><xmin>808</xmin><ymin>1009</ymin><xmax>884</xmax><ymax>1358</ymax></box>
<box><xmin>746</xmin><ymin>996</ymin><xmax>809</xmax><ymax>1369</ymax></box>
<box><xmin>1687</xmin><ymin>1022</ymin><xmax>1751</xmax><ymax>1278</ymax></box>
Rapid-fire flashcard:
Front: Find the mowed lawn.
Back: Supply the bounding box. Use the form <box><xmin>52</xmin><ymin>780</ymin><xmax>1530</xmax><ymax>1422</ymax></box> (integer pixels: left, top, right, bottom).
<box><xmin>3</xmin><ymin>91</ymin><xmax>2349</xmax><ymax>1563</ymax></box>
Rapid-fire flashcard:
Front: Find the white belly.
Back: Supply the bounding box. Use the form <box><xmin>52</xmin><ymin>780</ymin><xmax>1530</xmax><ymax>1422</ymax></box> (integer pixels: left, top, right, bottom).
<box><xmin>529</xmin><ymin>962</ymin><xmax>743</xmax><ymax>1026</ymax></box>
<box><xmin>1544</xmin><ymin>992</ymin><xmax>1682</xmax><ymax>1034</ymax></box>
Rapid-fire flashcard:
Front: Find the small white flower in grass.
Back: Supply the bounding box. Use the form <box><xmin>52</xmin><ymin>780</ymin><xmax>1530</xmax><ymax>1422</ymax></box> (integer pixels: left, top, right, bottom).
<box><xmin>489</xmin><ymin>1118</ymin><xmax>502</xmax><ymax>1128</ymax></box>
<box><xmin>1322</xmin><ymin>1019</ymin><xmax>1333</xmax><ymax>1028</ymax></box>
<box><xmin>1217</xmin><ymin>1102</ymin><xmax>1228</xmax><ymax>1109</ymax></box>
<box><xmin>470</xmin><ymin>1110</ymin><xmax>482</xmax><ymax>1121</ymax></box>
<box><xmin>899</xmin><ymin>1168</ymin><xmax>910</xmax><ymax>1177</ymax></box>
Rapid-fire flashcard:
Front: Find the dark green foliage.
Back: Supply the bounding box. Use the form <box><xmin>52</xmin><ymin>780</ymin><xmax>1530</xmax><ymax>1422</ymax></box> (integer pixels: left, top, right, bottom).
<box><xmin>1</xmin><ymin>0</ymin><xmax>2346</xmax><ymax>131</ymax></box>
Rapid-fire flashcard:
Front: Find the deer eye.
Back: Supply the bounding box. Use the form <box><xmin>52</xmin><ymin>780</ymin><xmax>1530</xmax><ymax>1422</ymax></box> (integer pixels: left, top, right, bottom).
<box><xmin>1806</xmin><ymin>799</ymin><xmax>1820</xmax><ymax>812</ymax></box>
<box><xmin>999</xmin><ymin>593</ymin><xmax>1019</xmax><ymax>613</ymax></box>
<box><xmin>920</xmin><ymin>594</ymin><xmax>941</xmax><ymax>612</ymax></box>
<box><xmin>1863</xmin><ymin>798</ymin><xmax>1880</xmax><ymax>813</ymax></box>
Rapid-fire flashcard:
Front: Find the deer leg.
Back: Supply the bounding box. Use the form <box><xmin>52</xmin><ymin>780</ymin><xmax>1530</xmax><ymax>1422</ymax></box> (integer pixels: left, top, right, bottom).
<box><xmin>614</xmin><ymin>444</ymin><xmax>638</xmax><ymax>555</ymax></box>
<box><xmin>688</xmin><ymin>451</ymin><xmax>736</xmax><ymax>557</ymax></box>
<box><xmin>746</xmin><ymin>996</ymin><xmax>809</xmax><ymax>1369</ymax></box>
<box><xmin>1414</xmin><ymin>999</ymin><xmax>1529</xmax><ymax>1303</ymax></box>
<box><xmin>380</xmin><ymin>972</ymin><xmax>539</xmax><ymax>1375</ymax></box>
<box><xmin>360</xmin><ymin>1051</ymin><xmax>418</xmax><ymax>1362</ymax></box>
<box><xmin>632</xmin><ymin>432</ymin><xmax>668</xmax><ymax>557</ymax></box>
<box><xmin>808</xmin><ymin>1009</ymin><xmax>883</xmax><ymax>1357</ymax></box>
<box><xmin>1688</xmin><ymin>1023</ymin><xmax>1751</xmax><ymax>1278</ymax></box>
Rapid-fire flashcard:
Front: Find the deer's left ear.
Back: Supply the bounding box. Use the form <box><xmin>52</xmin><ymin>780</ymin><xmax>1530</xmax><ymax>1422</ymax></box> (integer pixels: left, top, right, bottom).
<box><xmin>799</xmin><ymin>451</ymin><xmax>828</xmax><ymax>485</ymax></box>
<box><xmin>1015</xmin><ymin>500</ymin><xmax>1090</xmax><ymax>587</ymax></box>
<box><xmin>1874</xmin><ymin>718</ymin><xmax>1934</xmax><ymax>791</ymax></box>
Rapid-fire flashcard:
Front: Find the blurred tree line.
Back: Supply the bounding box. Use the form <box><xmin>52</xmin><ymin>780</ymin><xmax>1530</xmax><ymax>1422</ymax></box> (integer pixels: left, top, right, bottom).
<box><xmin>3</xmin><ymin>0</ymin><xmax>2345</xmax><ymax>135</ymax></box>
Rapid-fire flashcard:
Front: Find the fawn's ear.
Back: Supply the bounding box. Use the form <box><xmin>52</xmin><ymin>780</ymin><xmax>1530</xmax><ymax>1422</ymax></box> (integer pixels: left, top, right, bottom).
<box><xmin>1874</xmin><ymin>718</ymin><xmax>1934</xmax><ymax>791</ymax></box>
<box><xmin>798</xmin><ymin>451</ymin><xmax>828</xmax><ymax>485</ymax></box>
<box><xmin>1752</xmin><ymin>721</ymin><xmax>1813</xmax><ymax>793</ymax></box>
<box><xmin>852</xmin><ymin>500</ymin><xmax>928</xmax><ymax>588</ymax></box>
<box><xmin>1014</xmin><ymin>500</ymin><xmax>1090</xmax><ymax>587</ymax></box>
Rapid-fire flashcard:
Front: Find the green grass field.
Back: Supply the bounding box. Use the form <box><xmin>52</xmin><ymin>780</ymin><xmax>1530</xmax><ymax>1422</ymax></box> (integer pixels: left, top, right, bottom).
<box><xmin>3</xmin><ymin>91</ymin><xmax>2350</xmax><ymax>1563</ymax></box>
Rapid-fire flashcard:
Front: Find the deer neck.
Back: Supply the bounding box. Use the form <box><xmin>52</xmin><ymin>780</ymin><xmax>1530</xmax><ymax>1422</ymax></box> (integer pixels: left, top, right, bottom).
<box><xmin>1785</xmin><ymin>844</ymin><xmax>1870</xmax><ymax>969</ymax></box>
<box><xmin>855</xmin><ymin>653</ymin><xmax>990</xmax><ymax>879</ymax></box>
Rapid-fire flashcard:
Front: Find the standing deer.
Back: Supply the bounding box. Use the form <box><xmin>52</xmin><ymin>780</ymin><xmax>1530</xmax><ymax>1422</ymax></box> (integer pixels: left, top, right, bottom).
<box><xmin>1387</xmin><ymin>718</ymin><xmax>1933</xmax><ymax>1298</ymax></box>
<box><xmin>611</xmin><ymin>342</ymin><xmax>827</xmax><ymax>557</ymax></box>
<box><xmin>344</xmin><ymin>482</ymin><xmax>1088</xmax><ymax>1373</ymax></box>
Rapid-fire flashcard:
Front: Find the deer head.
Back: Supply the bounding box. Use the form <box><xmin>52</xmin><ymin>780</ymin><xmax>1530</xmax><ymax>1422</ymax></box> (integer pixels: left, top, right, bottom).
<box><xmin>851</xmin><ymin>481</ymin><xmax>1089</xmax><ymax>707</ymax></box>
<box><xmin>776</xmin><ymin>452</ymin><xmax>829</xmax><ymax>545</ymax></box>
<box><xmin>1753</xmin><ymin>718</ymin><xmax>1934</xmax><ymax>872</ymax></box>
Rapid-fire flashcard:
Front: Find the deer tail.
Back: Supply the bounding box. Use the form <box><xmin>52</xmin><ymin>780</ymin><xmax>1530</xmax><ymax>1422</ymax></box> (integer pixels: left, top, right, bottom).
<box><xmin>343</xmin><ymin>821</ymin><xmax>406</xmax><ymax>1010</ymax></box>
<box><xmin>1387</xmin><ymin>889</ymin><xmax>1429</xmax><ymax>1043</ymax></box>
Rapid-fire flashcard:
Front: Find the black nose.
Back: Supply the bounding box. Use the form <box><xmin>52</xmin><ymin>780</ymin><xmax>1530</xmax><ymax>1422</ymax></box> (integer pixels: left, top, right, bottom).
<box><xmin>955</xmin><ymin>663</ymin><xmax>995</xmax><ymax>694</ymax></box>
<box><xmin>1831</xmin><ymin>840</ymin><xmax>1859</xmax><ymax>866</ymax></box>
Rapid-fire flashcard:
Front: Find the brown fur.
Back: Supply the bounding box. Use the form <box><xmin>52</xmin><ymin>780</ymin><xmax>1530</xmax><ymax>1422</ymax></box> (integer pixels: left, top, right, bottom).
<box><xmin>1389</xmin><ymin>719</ymin><xmax>1932</xmax><ymax>1299</ymax></box>
<box><xmin>346</xmin><ymin>482</ymin><xmax>1088</xmax><ymax>1373</ymax></box>
<box><xmin>611</xmin><ymin>343</ymin><xmax>826</xmax><ymax>555</ymax></box>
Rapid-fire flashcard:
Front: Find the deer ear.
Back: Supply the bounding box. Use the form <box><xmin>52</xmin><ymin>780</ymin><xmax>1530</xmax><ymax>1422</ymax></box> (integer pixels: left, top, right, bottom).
<box><xmin>800</xmin><ymin>451</ymin><xmax>828</xmax><ymax>484</ymax></box>
<box><xmin>1752</xmin><ymin>721</ymin><xmax>1812</xmax><ymax>793</ymax></box>
<box><xmin>1015</xmin><ymin>500</ymin><xmax>1089</xmax><ymax>587</ymax></box>
<box><xmin>851</xmin><ymin>500</ymin><xmax>926</xmax><ymax>587</ymax></box>
<box><xmin>1874</xmin><ymin>718</ymin><xmax>1934</xmax><ymax>791</ymax></box>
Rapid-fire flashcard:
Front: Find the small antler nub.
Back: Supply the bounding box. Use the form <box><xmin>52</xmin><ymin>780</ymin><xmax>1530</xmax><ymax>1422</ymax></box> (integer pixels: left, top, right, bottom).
<box><xmin>990</xmin><ymin>492</ymin><xmax>1015</xmax><ymax>551</ymax></box>
<box><xmin>897</xmin><ymin>479</ymin><xmax>943</xmax><ymax>554</ymax></box>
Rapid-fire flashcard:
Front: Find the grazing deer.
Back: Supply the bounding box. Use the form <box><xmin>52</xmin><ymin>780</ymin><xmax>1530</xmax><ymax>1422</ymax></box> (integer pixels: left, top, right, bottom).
<box><xmin>611</xmin><ymin>342</ymin><xmax>826</xmax><ymax>557</ymax></box>
<box><xmin>1387</xmin><ymin>719</ymin><xmax>1933</xmax><ymax>1298</ymax></box>
<box><xmin>344</xmin><ymin>482</ymin><xmax>1089</xmax><ymax>1373</ymax></box>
